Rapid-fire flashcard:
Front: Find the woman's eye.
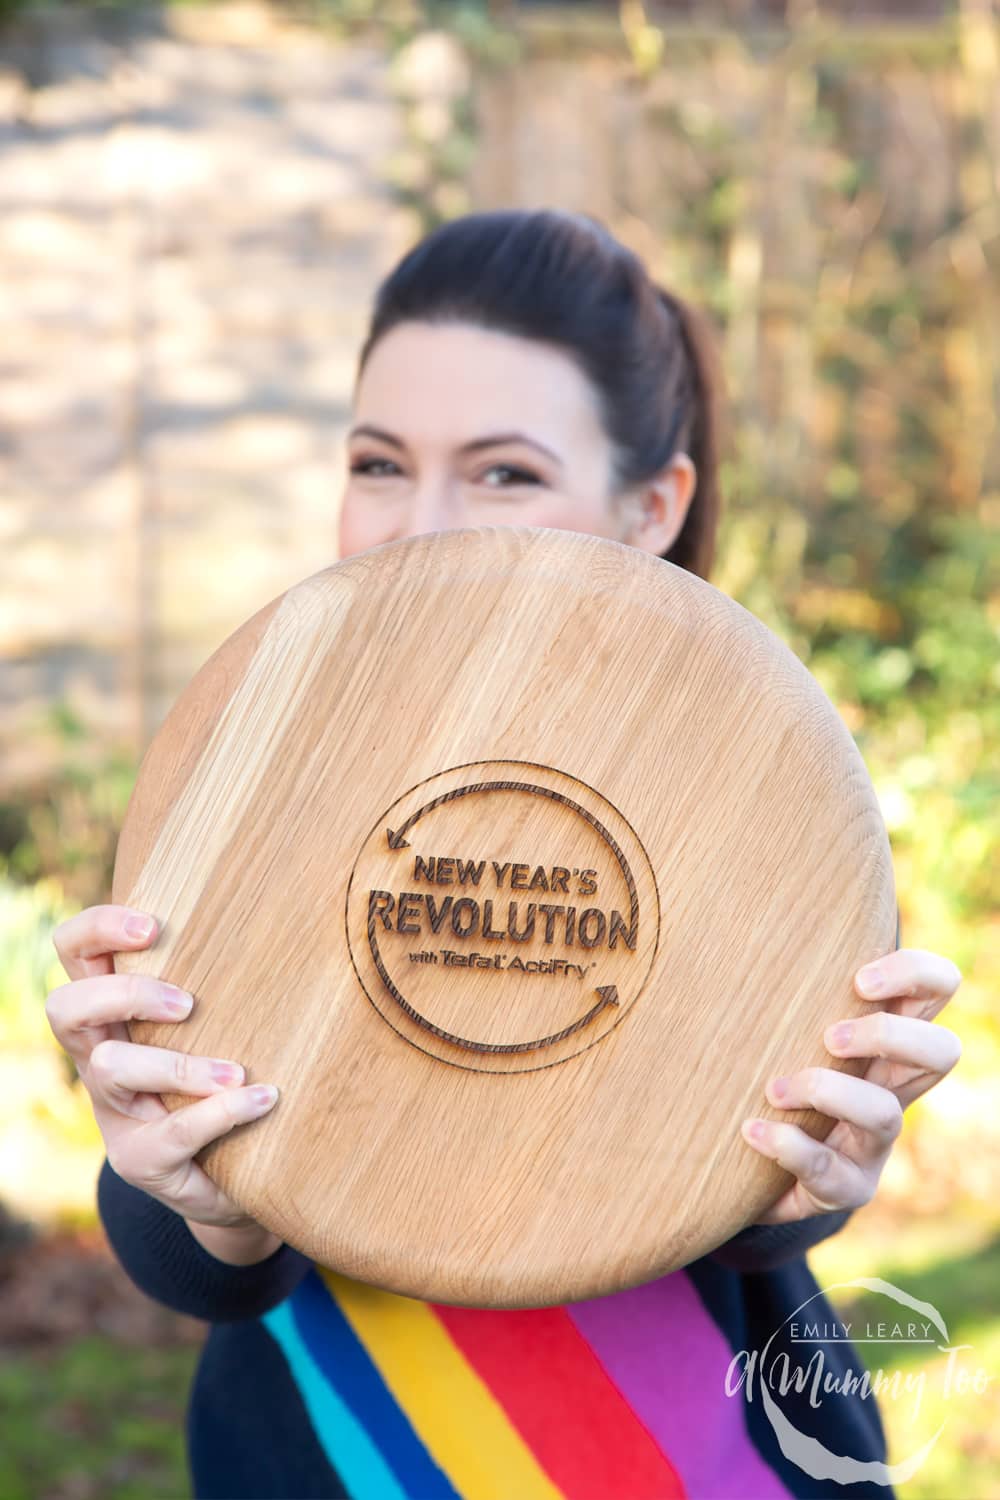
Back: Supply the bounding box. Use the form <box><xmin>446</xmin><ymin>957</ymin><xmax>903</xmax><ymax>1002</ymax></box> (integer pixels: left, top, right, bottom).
<box><xmin>349</xmin><ymin>457</ymin><xmax>541</xmax><ymax>487</ymax></box>
<box><xmin>349</xmin><ymin>457</ymin><xmax>400</xmax><ymax>478</ymax></box>
<box><xmin>480</xmin><ymin>464</ymin><xmax>541</xmax><ymax>488</ymax></box>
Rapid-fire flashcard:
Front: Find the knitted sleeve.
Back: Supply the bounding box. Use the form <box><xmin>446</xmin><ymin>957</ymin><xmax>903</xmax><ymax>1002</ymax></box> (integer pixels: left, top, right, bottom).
<box><xmin>96</xmin><ymin>1156</ymin><xmax>313</xmax><ymax>1322</ymax></box>
<box><xmin>706</xmin><ymin>1207</ymin><xmax>855</xmax><ymax>1272</ymax></box>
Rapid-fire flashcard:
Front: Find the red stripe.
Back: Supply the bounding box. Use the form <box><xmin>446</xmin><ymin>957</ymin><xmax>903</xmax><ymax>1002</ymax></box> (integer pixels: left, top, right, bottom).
<box><xmin>430</xmin><ymin>1302</ymin><xmax>687</xmax><ymax>1500</ymax></box>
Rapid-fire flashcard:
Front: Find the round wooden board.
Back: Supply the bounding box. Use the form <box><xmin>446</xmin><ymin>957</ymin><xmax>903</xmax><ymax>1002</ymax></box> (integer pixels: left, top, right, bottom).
<box><xmin>112</xmin><ymin>526</ymin><xmax>897</xmax><ymax>1308</ymax></box>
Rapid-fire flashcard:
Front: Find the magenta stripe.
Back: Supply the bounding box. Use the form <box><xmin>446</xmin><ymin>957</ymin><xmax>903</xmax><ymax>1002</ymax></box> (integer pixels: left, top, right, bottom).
<box><xmin>568</xmin><ymin>1270</ymin><xmax>794</xmax><ymax>1500</ymax></box>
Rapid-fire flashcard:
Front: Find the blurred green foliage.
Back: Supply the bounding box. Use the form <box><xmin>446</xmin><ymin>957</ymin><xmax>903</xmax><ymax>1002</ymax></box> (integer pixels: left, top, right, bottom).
<box><xmin>0</xmin><ymin>703</ymin><xmax>137</xmax><ymax>904</ymax></box>
<box><xmin>0</xmin><ymin>864</ymin><xmax>74</xmax><ymax>1050</ymax></box>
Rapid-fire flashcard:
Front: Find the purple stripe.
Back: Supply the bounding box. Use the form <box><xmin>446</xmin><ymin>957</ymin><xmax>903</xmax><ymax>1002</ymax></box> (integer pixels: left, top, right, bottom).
<box><xmin>568</xmin><ymin>1271</ymin><xmax>793</xmax><ymax>1500</ymax></box>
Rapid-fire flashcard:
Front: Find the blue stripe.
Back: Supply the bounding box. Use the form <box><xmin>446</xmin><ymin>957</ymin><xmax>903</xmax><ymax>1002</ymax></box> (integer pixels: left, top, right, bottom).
<box><xmin>260</xmin><ymin>1294</ymin><xmax>408</xmax><ymax>1500</ymax></box>
<box><xmin>289</xmin><ymin>1269</ymin><xmax>460</xmax><ymax>1500</ymax></box>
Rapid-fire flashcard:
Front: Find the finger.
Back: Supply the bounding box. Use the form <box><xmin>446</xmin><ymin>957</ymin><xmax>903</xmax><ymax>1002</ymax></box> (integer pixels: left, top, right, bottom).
<box><xmin>101</xmin><ymin>1142</ymin><xmax>246</xmax><ymax>1229</ymax></box>
<box><xmin>52</xmin><ymin>906</ymin><xmax>159</xmax><ymax>982</ymax></box>
<box><xmin>854</xmin><ymin>947</ymin><xmax>963</xmax><ymax>1021</ymax></box>
<box><xmin>88</xmin><ymin>1039</ymin><xmax>246</xmax><ymax>1119</ymax></box>
<box><xmin>764</xmin><ymin>1066</ymin><xmax>902</xmax><ymax>1162</ymax></box>
<box><xmin>740</xmin><ymin>1117</ymin><xmax>872</xmax><ymax>1216</ymax></box>
<box><xmin>45</xmin><ymin>972</ymin><xmax>193</xmax><ymax>1068</ymax></box>
<box><xmin>94</xmin><ymin>1086</ymin><xmax>166</xmax><ymax>1126</ymax></box>
<box><xmin>113</xmin><ymin>1084</ymin><xmax>280</xmax><ymax>1204</ymax></box>
<box><xmin>825</xmin><ymin>1009</ymin><xmax>962</xmax><ymax>1103</ymax></box>
<box><xmin>750</xmin><ymin>1182</ymin><xmax>847</xmax><ymax>1229</ymax></box>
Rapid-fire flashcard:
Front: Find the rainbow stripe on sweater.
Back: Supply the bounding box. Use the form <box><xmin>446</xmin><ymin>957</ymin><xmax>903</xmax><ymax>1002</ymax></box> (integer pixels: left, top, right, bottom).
<box><xmin>260</xmin><ymin>1264</ymin><xmax>794</xmax><ymax>1500</ymax></box>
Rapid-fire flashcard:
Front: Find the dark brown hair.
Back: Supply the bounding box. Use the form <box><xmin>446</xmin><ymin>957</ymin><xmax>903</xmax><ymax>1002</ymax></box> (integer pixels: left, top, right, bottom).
<box><xmin>355</xmin><ymin>208</ymin><xmax>727</xmax><ymax>580</ymax></box>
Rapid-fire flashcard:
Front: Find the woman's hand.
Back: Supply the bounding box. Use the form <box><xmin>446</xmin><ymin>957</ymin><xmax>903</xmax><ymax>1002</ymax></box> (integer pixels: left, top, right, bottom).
<box><xmin>741</xmin><ymin>947</ymin><xmax>963</xmax><ymax>1225</ymax></box>
<box><xmin>46</xmin><ymin>904</ymin><xmax>280</xmax><ymax>1231</ymax></box>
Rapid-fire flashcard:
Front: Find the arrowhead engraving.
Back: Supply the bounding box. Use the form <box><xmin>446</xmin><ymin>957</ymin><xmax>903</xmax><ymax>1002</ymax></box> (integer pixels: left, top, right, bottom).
<box><xmin>386</xmin><ymin>827</ymin><xmax>410</xmax><ymax>850</ymax></box>
<box><xmin>595</xmin><ymin>985</ymin><xmax>619</xmax><ymax>1007</ymax></box>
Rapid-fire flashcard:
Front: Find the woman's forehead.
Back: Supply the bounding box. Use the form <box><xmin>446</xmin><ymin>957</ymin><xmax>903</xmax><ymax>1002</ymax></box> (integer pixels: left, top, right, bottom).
<box><xmin>353</xmin><ymin>320</ymin><xmax>607</xmax><ymax>453</ymax></box>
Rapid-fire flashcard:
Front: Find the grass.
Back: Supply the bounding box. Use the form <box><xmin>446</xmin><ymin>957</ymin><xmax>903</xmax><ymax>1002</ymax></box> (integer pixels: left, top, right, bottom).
<box><xmin>0</xmin><ymin>1335</ymin><xmax>198</xmax><ymax>1500</ymax></box>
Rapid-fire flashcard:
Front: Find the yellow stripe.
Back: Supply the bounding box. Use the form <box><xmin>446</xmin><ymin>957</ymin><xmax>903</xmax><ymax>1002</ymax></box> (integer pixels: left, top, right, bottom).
<box><xmin>319</xmin><ymin>1268</ymin><xmax>564</xmax><ymax>1500</ymax></box>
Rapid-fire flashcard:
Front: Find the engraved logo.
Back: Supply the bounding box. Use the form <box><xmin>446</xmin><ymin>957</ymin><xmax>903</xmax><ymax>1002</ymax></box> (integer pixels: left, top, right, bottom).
<box><xmin>345</xmin><ymin>760</ymin><xmax>660</xmax><ymax>1072</ymax></box>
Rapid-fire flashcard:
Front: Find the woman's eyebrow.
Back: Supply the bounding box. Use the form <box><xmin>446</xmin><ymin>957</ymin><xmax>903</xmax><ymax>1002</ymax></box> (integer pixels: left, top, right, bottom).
<box><xmin>349</xmin><ymin>424</ymin><xmax>562</xmax><ymax>468</ymax></box>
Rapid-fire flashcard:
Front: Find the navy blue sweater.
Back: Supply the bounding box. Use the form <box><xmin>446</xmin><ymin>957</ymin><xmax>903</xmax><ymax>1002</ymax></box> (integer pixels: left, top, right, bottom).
<box><xmin>98</xmin><ymin>1158</ymin><xmax>894</xmax><ymax>1500</ymax></box>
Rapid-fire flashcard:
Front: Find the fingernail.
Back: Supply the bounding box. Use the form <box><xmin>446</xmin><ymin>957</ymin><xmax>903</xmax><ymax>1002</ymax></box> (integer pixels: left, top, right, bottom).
<box><xmin>163</xmin><ymin>986</ymin><xmax>193</xmax><ymax>1014</ymax></box>
<box><xmin>828</xmin><ymin>1021</ymin><xmax>854</xmax><ymax>1049</ymax></box>
<box><xmin>250</xmin><ymin>1084</ymin><xmax>279</xmax><ymax>1110</ymax></box>
<box><xmin>857</xmin><ymin>965</ymin><xmax>885</xmax><ymax>996</ymax></box>
<box><xmin>125</xmin><ymin>914</ymin><xmax>155</xmax><ymax>940</ymax></box>
<box><xmin>744</xmin><ymin>1119</ymin><xmax>767</xmax><ymax>1142</ymax></box>
<box><xmin>770</xmin><ymin>1076</ymin><xmax>789</xmax><ymax>1100</ymax></box>
<box><xmin>211</xmin><ymin>1059</ymin><xmax>243</xmax><ymax>1084</ymax></box>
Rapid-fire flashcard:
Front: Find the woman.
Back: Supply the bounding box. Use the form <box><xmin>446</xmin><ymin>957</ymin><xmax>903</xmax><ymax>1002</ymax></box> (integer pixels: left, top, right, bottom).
<box><xmin>47</xmin><ymin>209</ymin><xmax>962</xmax><ymax>1500</ymax></box>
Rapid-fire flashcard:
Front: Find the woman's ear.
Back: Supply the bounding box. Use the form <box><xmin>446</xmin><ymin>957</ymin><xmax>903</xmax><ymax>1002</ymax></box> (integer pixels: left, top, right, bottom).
<box><xmin>617</xmin><ymin>452</ymin><xmax>697</xmax><ymax>557</ymax></box>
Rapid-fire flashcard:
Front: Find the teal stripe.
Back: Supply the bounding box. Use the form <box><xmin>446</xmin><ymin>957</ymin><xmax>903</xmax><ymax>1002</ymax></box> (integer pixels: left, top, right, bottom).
<box><xmin>261</xmin><ymin>1299</ymin><xmax>409</xmax><ymax>1500</ymax></box>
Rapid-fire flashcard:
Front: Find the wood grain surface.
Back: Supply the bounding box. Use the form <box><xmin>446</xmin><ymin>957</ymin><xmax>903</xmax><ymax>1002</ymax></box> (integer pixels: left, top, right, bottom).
<box><xmin>111</xmin><ymin>526</ymin><xmax>896</xmax><ymax>1308</ymax></box>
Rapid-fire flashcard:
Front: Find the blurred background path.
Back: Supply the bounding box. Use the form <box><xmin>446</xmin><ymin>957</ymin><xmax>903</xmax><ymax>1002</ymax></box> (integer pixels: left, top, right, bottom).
<box><xmin>1</xmin><ymin>1</ymin><xmax>410</xmax><ymax>783</ymax></box>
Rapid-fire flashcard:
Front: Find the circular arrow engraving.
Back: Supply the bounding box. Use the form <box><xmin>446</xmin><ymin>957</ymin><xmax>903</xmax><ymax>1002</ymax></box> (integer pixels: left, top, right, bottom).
<box><xmin>345</xmin><ymin>760</ymin><xmax>660</xmax><ymax>1073</ymax></box>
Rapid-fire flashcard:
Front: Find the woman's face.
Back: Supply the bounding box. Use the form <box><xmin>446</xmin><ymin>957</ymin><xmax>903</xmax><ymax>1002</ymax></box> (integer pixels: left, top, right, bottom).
<box><xmin>337</xmin><ymin>320</ymin><xmax>696</xmax><ymax>561</ymax></box>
